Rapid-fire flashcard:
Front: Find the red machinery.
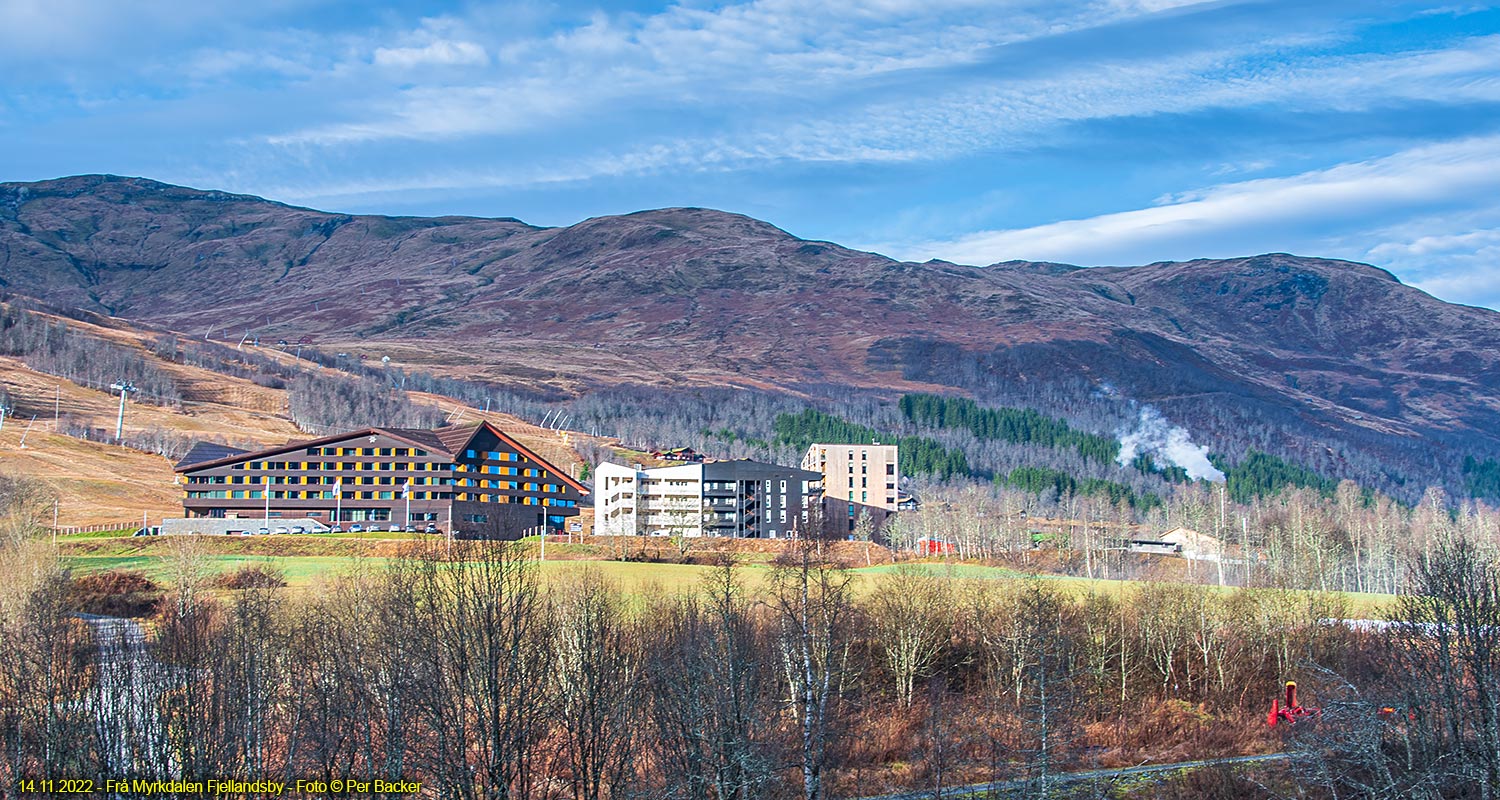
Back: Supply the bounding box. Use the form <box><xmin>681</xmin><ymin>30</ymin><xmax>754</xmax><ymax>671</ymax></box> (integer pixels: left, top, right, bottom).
<box><xmin>1267</xmin><ymin>681</ymin><xmax>1320</xmax><ymax>727</ymax></box>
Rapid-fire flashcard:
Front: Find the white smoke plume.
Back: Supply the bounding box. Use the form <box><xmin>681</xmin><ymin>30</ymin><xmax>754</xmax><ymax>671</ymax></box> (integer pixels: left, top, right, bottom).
<box><xmin>1116</xmin><ymin>405</ymin><xmax>1226</xmax><ymax>483</ymax></box>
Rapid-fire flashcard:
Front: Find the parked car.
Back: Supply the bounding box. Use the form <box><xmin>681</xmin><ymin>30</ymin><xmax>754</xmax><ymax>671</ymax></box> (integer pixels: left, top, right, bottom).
<box><xmin>329</xmin><ymin>524</ymin><xmax>344</xmax><ymax>533</ymax></box>
<box><xmin>290</xmin><ymin>526</ymin><xmax>307</xmax><ymax>534</ymax></box>
<box><xmin>402</xmin><ymin>525</ymin><xmax>416</xmax><ymax>533</ymax></box>
<box><xmin>274</xmin><ymin>526</ymin><xmax>291</xmax><ymax>535</ymax></box>
<box><xmin>349</xmin><ymin>524</ymin><xmax>364</xmax><ymax>533</ymax></box>
<box><xmin>387</xmin><ymin>524</ymin><xmax>402</xmax><ymax>532</ymax></box>
<box><xmin>257</xmin><ymin>527</ymin><xmax>270</xmax><ymax>536</ymax></box>
<box><xmin>424</xmin><ymin>523</ymin><xmax>440</xmax><ymax>534</ymax></box>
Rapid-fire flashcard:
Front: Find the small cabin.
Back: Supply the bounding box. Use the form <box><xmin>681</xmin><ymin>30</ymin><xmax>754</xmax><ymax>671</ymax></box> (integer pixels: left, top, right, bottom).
<box><xmin>915</xmin><ymin>537</ymin><xmax>953</xmax><ymax>555</ymax></box>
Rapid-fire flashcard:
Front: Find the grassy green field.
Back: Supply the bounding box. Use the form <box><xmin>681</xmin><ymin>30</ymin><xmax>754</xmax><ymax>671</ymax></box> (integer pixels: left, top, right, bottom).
<box><xmin>56</xmin><ymin>533</ymin><xmax>1396</xmax><ymax>613</ymax></box>
<box><xmin>65</xmin><ymin>553</ymin><xmax>393</xmax><ymax>585</ymax></box>
<box><xmin>58</xmin><ymin>528</ymin><xmax>139</xmax><ymax>540</ymax></box>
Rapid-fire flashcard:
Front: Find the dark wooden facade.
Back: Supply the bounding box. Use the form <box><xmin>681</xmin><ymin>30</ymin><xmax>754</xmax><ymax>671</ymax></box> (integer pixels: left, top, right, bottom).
<box><xmin>176</xmin><ymin>422</ymin><xmax>585</xmax><ymax>536</ymax></box>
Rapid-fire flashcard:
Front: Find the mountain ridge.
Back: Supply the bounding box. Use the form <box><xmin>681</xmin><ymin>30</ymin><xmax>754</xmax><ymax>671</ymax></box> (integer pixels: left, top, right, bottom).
<box><xmin>4</xmin><ymin>174</ymin><xmax>1498</xmax><ymax>496</ymax></box>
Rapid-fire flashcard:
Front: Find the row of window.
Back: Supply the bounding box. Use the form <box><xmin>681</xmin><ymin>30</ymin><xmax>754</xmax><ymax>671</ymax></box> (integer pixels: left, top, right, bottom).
<box><xmin>306</xmin><ymin>446</ymin><xmax>431</xmax><ymax>457</ymax></box>
<box><xmin>188</xmin><ymin>490</ymin><xmax>453</xmax><ymax>501</ymax></box>
<box><xmin>846</xmin><ymin>463</ymin><xmax>897</xmax><ymax>474</ymax></box>
<box><xmin>192</xmin><ymin>475</ymin><xmax>449</xmax><ymax>486</ymax></box>
<box><xmin>236</xmin><ymin>461</ymin><xmax>447</xmax><ymax>472</ymax></box>
<box><xmin>450</xmin><ymin>494</ymin><xmax>578</xmax><ymax>507</ymax></box>
<box><xmin>845</xmin><ymin>490</ymin><xmax>899</xmax><ymax>503</ymax></box>
<box><xmin>187</xmin><ymin>489</ymin><xmax>580</xmax><ymax>506</ymax></box>
<box><xmin>453</xmin><ymin>479</ymin><xmax>564</xmax><ymax>492</ymax></box>
<box><xmin>463</xmin><ymin>465</ymin><xmax>546</xmax><ymax>477</ymax></box>
<box><xmin>228</xmin><ymin>455</ymin><xmax>547</xmax><ymax>474</ymax></box>
<box><xmin>465</xmin><ymin>449</ymin><xmax>519</xmax><ymax>462</ymax></box>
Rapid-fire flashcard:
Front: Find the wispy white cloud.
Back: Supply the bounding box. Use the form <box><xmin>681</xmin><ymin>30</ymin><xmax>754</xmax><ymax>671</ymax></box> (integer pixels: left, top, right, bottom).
<box><xmin>373</xmin><ymin>39</ymin><xmax>488</xmax><ymax>68</ymax></box>
<box><xmin>893</xmin><ymin>135</ymin><xmax>1500</xmax><ymax>266</ymax></box>
<box><xmin>266</xmin><ymin>0</ymin><xmax>1232</xmax><ymax>146</ymax></box>
<box><xmin>1350</xmin><ymin>210</ymin><xmax>1500</xmax><ymax>307</ymax></box>
<box><xmin>264</xmin><ymin>30</ymin><xmax>1500</xmax><ymax>205</ymax></box>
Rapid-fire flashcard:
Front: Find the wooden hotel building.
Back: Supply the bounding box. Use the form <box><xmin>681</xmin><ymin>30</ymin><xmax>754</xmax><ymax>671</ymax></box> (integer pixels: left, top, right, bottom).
<box><xmin>175</xmin><ymin>421</ymin><xmax>586</xmax><ymax>536</ymax></box>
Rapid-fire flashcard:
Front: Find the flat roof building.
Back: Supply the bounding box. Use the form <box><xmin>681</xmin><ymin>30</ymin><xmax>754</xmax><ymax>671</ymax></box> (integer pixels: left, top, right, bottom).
<box><xmin>595</xmin><ymin>459</ymin><xmax>822</xmax><ymax>538</ymax></box>
<box><xmin>174</xmin><ymin>421</ymin><xmax>586</xmax><ymax>538</ymax></box>
<box><xmin>802</xmin><ymin>443</ymin><xmax>900</xmax><ymax>511</ymax></box>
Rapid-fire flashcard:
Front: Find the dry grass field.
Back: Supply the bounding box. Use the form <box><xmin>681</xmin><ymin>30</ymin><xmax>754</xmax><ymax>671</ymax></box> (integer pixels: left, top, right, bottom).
<box><xmin>0</xmin><ymin>307</ymin><xmax>603</xmax><ymax>526</ymax></box>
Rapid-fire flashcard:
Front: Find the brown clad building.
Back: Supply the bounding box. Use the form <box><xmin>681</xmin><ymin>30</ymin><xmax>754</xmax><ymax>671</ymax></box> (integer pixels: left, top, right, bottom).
<box><xmin>174</xmin><ymin>421</ymin><xmax>586</xmax><ymax>537</ymax></box>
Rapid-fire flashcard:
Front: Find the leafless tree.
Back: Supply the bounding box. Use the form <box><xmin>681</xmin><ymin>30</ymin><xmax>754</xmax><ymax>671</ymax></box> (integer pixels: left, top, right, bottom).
<box><xmin>866</xmin><ymin>565</ymin><xmax>950</xmax><ymax>708</ymax></box>
<box><xmin>550</xmin><ymin>568</ymin><xmax>640</xmax><ymax>800</ymax></box>
<box><xmin>770</xmin><ymin>541</ymin><xmax>856</xmax><ymax>800</ymax></box>
<box><xmin>1390</xmin><ymin>534</ymin><xmax>1500</xmax><ymax>798</ymax></box>
<box><xmin>644</xmin><ymin>557</ymin><xmax>777</xmax><ymax>800</ymax></box>
<box><xmin>407</xmin><ymin>540</ymin><xmax>551</xmax><ymax>799</ymax></box>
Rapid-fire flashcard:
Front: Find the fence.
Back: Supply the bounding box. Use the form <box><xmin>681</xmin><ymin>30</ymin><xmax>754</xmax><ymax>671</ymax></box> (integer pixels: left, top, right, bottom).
<box><xmin>49</xmin><ymin>521</ymin><xmax>140</xmax><ymax>536</ymax></box>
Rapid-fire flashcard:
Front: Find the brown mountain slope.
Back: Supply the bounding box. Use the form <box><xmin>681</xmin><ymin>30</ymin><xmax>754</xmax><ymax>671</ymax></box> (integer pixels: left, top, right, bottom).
<box><xmin>0</xmin><ymin>307</ymin><xmax>591</xmax><ymax>525</ymax></box>
<box><xmin>4</xmin><ymin>174</ymin><xmax>1500</xmax><ymax>479</ymax></box>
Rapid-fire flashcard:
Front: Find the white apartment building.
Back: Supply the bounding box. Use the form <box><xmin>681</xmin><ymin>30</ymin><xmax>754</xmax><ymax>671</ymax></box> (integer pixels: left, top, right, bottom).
<box><xmin>801</xmin><ymin>443</ymin><xmax>900</xmax><ymax>511</ymax></box>
<box><xmin>594</xmin><ymin>459</ymin><xmax>823</xmax><ymax>538</ymax></box>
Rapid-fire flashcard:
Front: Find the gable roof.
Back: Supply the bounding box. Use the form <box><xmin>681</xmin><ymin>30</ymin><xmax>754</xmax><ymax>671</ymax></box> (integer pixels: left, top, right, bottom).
<box><xmin>445</xmin><ymin>420</ymin><xmax>590</xmax><ymax>495</ymax></box>
<box><xmin>174</xmin><ymin>426</ymin><xmax>463</xmax><ymax>473</ymax></box>
<box><xmin>175</xmin><ymin>441</ymin><xmax>250</xmax><ymax>470</ymax></box>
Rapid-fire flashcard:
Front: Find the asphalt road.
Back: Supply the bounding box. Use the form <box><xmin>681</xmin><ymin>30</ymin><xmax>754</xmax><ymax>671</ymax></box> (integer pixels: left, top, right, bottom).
<box><xmin>852</xmin><ymin>752</ymin><xmax>1291</xmax><ymax>800</ymax></box>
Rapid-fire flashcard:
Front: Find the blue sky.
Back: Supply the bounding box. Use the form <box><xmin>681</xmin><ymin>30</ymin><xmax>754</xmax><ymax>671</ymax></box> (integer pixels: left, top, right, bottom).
<box><xmin>4</xmin><ymin>1</ymin><xmax>1500</xmax><ymax>307</ymax></box>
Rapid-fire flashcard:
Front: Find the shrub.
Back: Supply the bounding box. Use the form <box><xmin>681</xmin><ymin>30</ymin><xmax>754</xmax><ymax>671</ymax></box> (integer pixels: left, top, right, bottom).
<box><xmin>211</xmin><ymin>564</ymin><xmax>287</xmax><ymax>589</ymax></box>
<box><xmin>66</xmin><ymin>570</ymin><xmax>163</xmax><ymax>617</ymax></box>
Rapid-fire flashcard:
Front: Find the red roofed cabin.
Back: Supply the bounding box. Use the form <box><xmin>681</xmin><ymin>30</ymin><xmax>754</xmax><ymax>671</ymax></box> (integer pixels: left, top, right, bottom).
<box><xmin>175</xmin><ymin>421</ymin><xmax>586</xmax><ymax>539</ymax></box>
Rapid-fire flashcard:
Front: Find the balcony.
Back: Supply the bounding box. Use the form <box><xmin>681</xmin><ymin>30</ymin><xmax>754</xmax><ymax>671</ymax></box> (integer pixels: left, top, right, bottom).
<box><xmin>642</xmin><ymin>501</ymin><xmax>700</xmax><ymax>512</ymax></box>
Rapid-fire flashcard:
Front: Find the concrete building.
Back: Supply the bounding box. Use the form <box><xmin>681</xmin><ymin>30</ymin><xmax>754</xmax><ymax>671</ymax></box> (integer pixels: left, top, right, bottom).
<box><xmin>174</xmin><ymin>421</ymin><xmax>586</xmax><ymax>538</ymax></box>
<box><xmin>594</xmin><ymin>459</ymin><xmax>823</xmax><ymax>538</ymax></box>
<box><xmin>802</xmin><ymin>443</ymin><xmax>900</xmax><ymax>510</ymax></box>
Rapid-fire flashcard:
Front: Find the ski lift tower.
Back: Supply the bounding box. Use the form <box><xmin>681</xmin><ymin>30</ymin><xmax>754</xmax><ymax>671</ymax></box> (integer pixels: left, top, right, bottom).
<box><xmin>109</xmin><ymin>381</ymin><xmax>136</xmax><ymax>442</ymax></box>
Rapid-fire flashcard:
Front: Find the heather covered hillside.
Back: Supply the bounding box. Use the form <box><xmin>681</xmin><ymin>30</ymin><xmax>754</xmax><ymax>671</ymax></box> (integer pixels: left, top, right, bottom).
<box><xmin>6</xmin><ymin>175</ymin><xmax>1500</xmax><ymax>498</ymax></box>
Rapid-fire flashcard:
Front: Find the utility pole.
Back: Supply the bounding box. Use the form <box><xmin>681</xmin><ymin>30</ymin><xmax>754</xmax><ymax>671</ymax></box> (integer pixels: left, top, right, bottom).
<box><xmin>0</xmin><ymin>404</ymin><xmax>10</xmax><ymax>433</ymax></box>
<box><xmin>109</xmin><ymin>382</ymin><xmax>135</xmax><ymax>442</ymax></box>
<box><xmin>1241</xmin><ymin>516</ymin><xmax>1250</xmax><ymax>587</ymax></box>
<box><xmin>1217</xmin><ymin>483</ymin><xmax>1227</xmax><ymax>587</ymax></box>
